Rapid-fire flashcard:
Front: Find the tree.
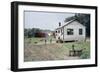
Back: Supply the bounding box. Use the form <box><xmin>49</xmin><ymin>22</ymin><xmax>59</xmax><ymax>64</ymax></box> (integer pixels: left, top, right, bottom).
<box><xmin>24</xmin><ymin>28</ymin><xmax>28</xmax><ymax>37</ymax></box>
<box><xmin>75</xmin><ymin>14</ymin><xmax>90</xmax><ymax>37</ymax></box>
<box><xmin>64</xmin><ymin>16</ymin><xmax>76</xmax><ymax>22</ymax></box>
<box><xmin>24</xmin><ymin>28</ymin><xmax>46</xmax><ymax>38</ymax></box>
<box><xmin>64</xmin><ymin>13</ymin><xmax>90</xmax><ymax>37</ymax></box>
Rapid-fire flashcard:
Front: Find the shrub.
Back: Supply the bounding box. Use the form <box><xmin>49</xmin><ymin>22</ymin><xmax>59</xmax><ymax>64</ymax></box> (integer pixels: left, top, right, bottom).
<box><xmin>80</xmin><ymin>50</ymin><xmax>90</xmax><ymax>59</ymax></box>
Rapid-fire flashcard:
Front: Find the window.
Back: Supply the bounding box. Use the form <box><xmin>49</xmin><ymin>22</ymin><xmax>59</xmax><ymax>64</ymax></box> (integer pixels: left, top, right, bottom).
<box><xmin>61</xmin><ymin>29</ymin><xmax>63</xmax><ymax>35</ymax></box>
<box><xmin>67</xmin><ymin>29</ymin><xmax>73</xmax><ymax>35</ymax></box>
<box><xmin>58</xmin><ymin>30</ymin><xmax>60</xmax><ymax>33</ymax></box>
<box><xmin>61</xmin><ymin>29</ymin><xmax>62</xmax><ymax>33</ymax></box>
<box><xmin>79</xmin><ymin>29</ymin><xmax>83</xmax><ymax>35</ymax></box>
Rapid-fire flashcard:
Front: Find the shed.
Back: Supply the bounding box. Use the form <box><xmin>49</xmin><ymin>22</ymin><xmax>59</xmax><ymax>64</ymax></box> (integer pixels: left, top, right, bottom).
<box><xmin>55</xmin><ymin>20</ymin><xmax>86</xmax><ymax>42</ymax></box>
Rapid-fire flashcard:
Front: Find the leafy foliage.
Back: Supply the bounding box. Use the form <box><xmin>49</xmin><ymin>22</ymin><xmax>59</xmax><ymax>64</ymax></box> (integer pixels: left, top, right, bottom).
<box><xmin>80</xmin><ymin>50</ymin><xmax>90</xmax><ymax>59</ymax></box>
<box><xmin>24</xmin><ymin>28</ymin><xmax>46</xmax><ymax>38</ymax></box>
<box><xmin>64</xmin><ymin>13</ymin><xmax>90</xmax><ymax>37</ymax></box>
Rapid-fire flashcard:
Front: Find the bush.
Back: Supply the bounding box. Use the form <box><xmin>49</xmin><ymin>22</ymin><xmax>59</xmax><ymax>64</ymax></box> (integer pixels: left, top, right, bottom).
<box><xmin>80</xmin><ymin>51</ymin><xmax>90</xmax><ymax>59</ymax></box>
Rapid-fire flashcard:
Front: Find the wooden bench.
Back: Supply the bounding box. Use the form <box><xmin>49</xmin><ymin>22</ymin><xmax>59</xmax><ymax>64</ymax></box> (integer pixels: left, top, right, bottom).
<box><xmin>69</xmin><ymin>45</ymin><xmax>85</xmax><ymax>56</ymax></box>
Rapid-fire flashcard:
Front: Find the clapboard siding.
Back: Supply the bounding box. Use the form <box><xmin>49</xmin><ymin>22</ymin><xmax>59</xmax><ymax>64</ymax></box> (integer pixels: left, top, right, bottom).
<box><xmin>55</xmin><ymin>20</ymin><xmax>86</xmax><ymax>41</ymax></box>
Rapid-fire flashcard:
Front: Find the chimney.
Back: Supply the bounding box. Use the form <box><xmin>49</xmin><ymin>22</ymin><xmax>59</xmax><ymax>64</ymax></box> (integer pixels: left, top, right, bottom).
<box><xmin>59</xmin><ymin>22</ymin><xmax>61</xmax><ymax>27</ymax></box>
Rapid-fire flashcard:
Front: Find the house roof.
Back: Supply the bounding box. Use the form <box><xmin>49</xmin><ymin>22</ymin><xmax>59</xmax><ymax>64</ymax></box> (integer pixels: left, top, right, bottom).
<box><xmin>55</xmin><ymin>19</ymin><xmax>85</xmax><ymax>30</ymax></box>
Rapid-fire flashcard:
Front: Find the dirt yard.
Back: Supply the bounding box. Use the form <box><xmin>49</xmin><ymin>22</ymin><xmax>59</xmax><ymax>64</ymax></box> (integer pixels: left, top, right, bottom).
<box><xmin>24</xmin><ymin>38</ymin><xmax>90</xmax><ymax>62</ymax></box>
<box><xmin>24</xmin><ymin>43</ymin><xmax>79</xmax><ymax>62</ymax></box>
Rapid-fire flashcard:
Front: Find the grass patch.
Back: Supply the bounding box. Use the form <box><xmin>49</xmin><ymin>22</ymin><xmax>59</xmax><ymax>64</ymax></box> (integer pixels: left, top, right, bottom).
<box><xmin>62</xmin><ymin>41</ymin><xmax>90</xmax><ymax>59</ymax></box>
<box><xmin>24</xmin><ymin>37</ymin><xmax>90</xmax><ymax>61</ymax></box>
<box><xmin>25</xmin><ymin>37</ymin><xmax>56</xmax><ymax>44</ymax></box>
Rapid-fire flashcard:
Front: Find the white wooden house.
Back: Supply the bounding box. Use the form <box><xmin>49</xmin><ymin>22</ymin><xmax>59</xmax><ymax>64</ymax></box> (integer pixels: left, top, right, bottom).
<box><xmin>55</xmin><ymin>20</ymin><xmax>86</xmax><ymax>42</ymax></box>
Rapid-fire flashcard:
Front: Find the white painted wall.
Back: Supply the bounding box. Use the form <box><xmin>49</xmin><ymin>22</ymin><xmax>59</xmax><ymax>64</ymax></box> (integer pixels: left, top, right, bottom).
<box><xmin>0</xmin><ymin>0</ymin><xmax>99</xmax><ymax>73</ymax></box>
<box><xmin>63</xmin><ymin>21</ymin><xmax>85</xmax><ymax>41</ymax></box>
<box><xmin>56</xmin><ymin>21</ymin><xmax>86</xmax><ymax>41</ymax></box>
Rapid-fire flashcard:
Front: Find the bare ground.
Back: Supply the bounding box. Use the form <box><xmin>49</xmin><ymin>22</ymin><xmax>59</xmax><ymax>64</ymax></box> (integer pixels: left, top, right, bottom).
<box><xmin>24</xmin><ymin>43</ymin><xmax>79</xmax><ymax>62</ymax></box>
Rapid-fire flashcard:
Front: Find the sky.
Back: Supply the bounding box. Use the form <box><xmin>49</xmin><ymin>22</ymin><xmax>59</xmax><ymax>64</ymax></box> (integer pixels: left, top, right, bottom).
<box><xmin>24</xmin><ymin>11</ymin><xmax>75</xmax><ymax>31</ymax></box>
